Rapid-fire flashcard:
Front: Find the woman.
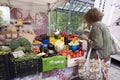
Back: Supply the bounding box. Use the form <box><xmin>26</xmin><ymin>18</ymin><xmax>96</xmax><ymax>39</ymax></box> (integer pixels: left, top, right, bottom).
<box><xmin>82</xmin><ymin>8</ymin><xmax>111</xmax><ymax>61</ymax></box>
<box><xmin>72</xmin><ymin>8</ymin><xmax>111</xmax><ymax>79</ymax></box>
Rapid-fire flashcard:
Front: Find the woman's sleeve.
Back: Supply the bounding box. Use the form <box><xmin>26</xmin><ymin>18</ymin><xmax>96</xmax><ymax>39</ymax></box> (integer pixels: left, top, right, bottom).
<box><xmin>90</xmin><ymin>26</ymin><xmax>103</xmax><ymax>49</ymax></box>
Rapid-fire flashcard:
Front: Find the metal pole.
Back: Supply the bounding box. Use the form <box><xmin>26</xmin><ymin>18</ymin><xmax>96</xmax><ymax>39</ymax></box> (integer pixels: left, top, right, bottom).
<box><xmin>47</xmin><ymin>3</ymin><xmax>51</xmax><ymax>35</ymax></box>
<box><xmin>67</xmin><ymin>0</ymin><xmax>74</xmax><ymax>33</ymax></box>
<box><xmin>76</xmin><ymin>12</ymin><xmax>78</xmax><ymax>30</ymax></box>
<box><xmin>55</xmin><ymin>10</ymin><xmax>57</xmax><ymax>31</ymax></box>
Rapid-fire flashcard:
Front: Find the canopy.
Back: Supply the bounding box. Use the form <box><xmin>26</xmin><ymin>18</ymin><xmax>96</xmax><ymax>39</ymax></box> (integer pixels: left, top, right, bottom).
<box><xmin>56</xmin><ymin>0</ymin><xmax>95</xmax><ymax>13</ymax></box>
<box><xmin>0</xmin><ymin>0</ymin><xmax>68</xmax><ymax>12</ymax></box>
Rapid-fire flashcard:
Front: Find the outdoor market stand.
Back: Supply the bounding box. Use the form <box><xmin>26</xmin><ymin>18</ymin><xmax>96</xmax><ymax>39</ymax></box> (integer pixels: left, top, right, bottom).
<box><xmin>0</xmin><ymin>30</ymin><xmax>86</xmax><ymax>80</ymax></box>
<box><xmin>0</xmin><ymin>0</ymin><xmax>95</xmax><ymax>80</ymax></box>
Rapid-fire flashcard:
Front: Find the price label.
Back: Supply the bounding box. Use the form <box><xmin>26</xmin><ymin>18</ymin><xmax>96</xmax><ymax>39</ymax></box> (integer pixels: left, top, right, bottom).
<box><xmin>12</xmin><ymin>51</ymin><xmax>25</xmax><ymax>58</ymax></box>
<box><xmin>16</xmin><ymin>20</ymin><xmax>23</xmax><ymax>25</ymax></box>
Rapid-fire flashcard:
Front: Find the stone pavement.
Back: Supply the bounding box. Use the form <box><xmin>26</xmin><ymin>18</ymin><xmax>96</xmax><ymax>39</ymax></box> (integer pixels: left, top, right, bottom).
<box><xmin>108</xmin><ymin>64</ymin><xmax>120</xmax><ymax>80</ymax></box>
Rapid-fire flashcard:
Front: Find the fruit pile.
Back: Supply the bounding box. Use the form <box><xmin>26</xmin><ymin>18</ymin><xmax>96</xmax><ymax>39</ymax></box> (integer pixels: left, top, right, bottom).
<box><xmin>25</xmin><ymin>42</ymin><xmax>58</xmax><ymax>58</ymax></box>
<box><xmin>30</xmin><ymin>46</ymin><xmax>40</xmax><ymax>53</ymax></box>
<box><xmin>58</xmin><ymin>49</ymin><xmax>84</xmax><ymax>59</ymax></box>
<box><xmin>60</xmin><ymin>31</ymin><xmax>78</xmax><ymax>39</ymax></box>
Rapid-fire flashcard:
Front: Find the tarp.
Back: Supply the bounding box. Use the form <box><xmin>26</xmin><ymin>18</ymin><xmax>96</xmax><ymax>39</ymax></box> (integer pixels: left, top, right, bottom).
<box><xmin>0</xmin><ymin>0</ymin><xmax>68</xmax><ymax>13</ymax></box>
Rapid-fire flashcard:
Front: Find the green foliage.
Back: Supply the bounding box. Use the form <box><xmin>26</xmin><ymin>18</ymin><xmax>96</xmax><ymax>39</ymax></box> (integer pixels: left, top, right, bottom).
<box><xmin>0</xmin><ymin>46</ymin><xmax>11</xmax><ymax>55</ymax></box>
<box><xmin>12</xmin><ymin>54</ymin><xmax>40</xmax><ymax>62</ymax></box>
<box><xmin>9</xmin><ymin>37</ymin><xmax>31</xmax><ymax>52</ymax></box>
<box><xmin>18</xmin><ymin>37</ymin><xmax>31</xmax><ymax>47</ymax></box>
<box><xmin>9</xmin><ymin>39</ymin><xmax>20</xmax><ymax>51</ymax></box>
<box><xmin>49</xmin><ymin>11</ymin><xmax>84</xmax><ymax>33</ymax></box>
<box><xmin>14</xmin><ymin>46</ymin><xmax>26</xmax><ymax>52</ymax></box>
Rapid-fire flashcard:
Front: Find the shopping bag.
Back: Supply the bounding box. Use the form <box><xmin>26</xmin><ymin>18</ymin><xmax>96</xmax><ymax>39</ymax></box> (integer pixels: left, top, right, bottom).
<box><xmin>110</xmin><ymin>34</ymin><xmax>120</xmax><ymax>55</ymax></box>
<box><xmin>78</xmin><ymin>48</ymin><xmax>109</xmax><ymax>80</ymax></box>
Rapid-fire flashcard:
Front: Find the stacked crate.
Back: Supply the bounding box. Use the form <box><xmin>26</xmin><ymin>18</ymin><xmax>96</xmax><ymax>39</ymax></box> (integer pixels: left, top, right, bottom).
<box><xmin>10</xmin><ymin>58</ymin><xmax>42</xmax><ymax>78</ymax></box>
<box><xmin>0</xmin><ymin>54</ymin><xmax>11</xmax><ymax>80</ymax></box>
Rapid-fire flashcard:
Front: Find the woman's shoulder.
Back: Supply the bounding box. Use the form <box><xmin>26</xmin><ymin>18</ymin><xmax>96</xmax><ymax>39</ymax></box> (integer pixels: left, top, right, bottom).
<box><xmin>93</xmin><ymin>22</ymin><xmax>108</xmax><ymax>29</ymax></box>
<box><xmin>93</xmin><ymin>22</ymin><xmax>105</xmax><ymax>26</ymax></box>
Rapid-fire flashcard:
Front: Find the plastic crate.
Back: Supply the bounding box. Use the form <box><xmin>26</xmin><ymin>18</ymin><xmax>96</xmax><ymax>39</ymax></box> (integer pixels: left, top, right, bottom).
<box><xmin>0</xmin><ymin>54</ymin><xmax>11</xmax><ymax>80</ymax></box>
<box><xmin>0</xmin><ymin>54</ymin><xmax>10</xmax><ymax>63</ymax></box>
<box><xmin>42</xmin><ymin>56</ymin><xmax>66</xmax><ymax>72</ymax></box>
<box><xmin>10</xmin><ymin>58</ymin><xmax>42</xmax><ymax>78</ymax></box>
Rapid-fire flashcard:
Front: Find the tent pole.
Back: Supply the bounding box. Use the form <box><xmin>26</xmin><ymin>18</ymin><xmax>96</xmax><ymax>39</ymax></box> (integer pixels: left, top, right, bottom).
<box><xmin>48</xmin><ymin>12</ymin><xmax>51</xmax><ymax>35</ymax></box>
<box><xmin>55</xmin><ymin>10</ymin><xmax>58</xmax><ymax>31</ymax></box>
<box><xmin>67</xmin><ymin>0</ymin><xmax>74</xmax><ymax>33</ymax></box>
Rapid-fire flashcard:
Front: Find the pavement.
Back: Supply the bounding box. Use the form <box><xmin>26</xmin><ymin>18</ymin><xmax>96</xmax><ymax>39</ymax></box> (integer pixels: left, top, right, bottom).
<box><xmin>108</xmin><ymin>61</ymin><xmax>120</xmax><ymax>80</ymax></box>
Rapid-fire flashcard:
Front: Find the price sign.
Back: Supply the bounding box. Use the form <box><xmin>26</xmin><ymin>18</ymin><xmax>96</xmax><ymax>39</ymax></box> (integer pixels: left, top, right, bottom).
<box><xmin>12</xmin><ymin>51</ymin><xmax>25</xmax><ymax>58</ymax></box>
<box><xmin>16</xmin><ymin>20</ymin><xmax>23</xmax><ymax>25</ymax></box>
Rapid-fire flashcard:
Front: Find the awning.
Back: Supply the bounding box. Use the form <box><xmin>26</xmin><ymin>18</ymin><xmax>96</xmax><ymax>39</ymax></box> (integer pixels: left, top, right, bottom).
<box><xmin>0</xmin><ymin>0</ymin><xmax>68</xmax><ymax>12</ymax></box>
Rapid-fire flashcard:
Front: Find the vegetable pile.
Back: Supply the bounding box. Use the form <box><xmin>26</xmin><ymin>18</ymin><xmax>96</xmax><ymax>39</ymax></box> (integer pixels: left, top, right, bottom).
<box><xmin>0</xmin><ymin>46</ymin><xmax>11</xmax><ymax>55</ymax></box>
<box><xmin>12</xmin><ymin>54</ymin><xmax>40</xmax><ymax>62</ymax></box>
<box><xmin>58</xmin><ymin>49</ymin><xmax>84</xmax><ymax>59</ymax></box>
<box><xmin>9</xmin><ymin>37</ymin><xmax>31</xmax><ymax>53</ymax></box>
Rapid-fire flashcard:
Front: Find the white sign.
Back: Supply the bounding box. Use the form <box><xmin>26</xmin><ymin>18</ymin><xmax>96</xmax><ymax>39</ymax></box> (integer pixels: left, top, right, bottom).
<box><xmin>0</xmin><ymin>6</ymin><xmax>10</xmax><ymax>24</ymax></box>
<box><xmin>12</xmin><ymin>51</ymin><xmax>25</xmax><ymax>58</ymax></box>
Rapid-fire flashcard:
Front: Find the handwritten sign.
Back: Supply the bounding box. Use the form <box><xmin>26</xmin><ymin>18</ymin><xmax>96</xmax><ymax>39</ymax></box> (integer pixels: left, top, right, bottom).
<box><xmin>12</xmin><ymin>51</ymin><xmax>25</xmax><ymax>58</ymax></box>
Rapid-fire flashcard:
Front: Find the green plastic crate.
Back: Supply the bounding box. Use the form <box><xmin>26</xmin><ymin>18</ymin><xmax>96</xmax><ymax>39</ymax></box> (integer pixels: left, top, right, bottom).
<box><xmin>42</xmin><ymin>56</ymin><xmax>66</xmax><ymax>72</ymax></box>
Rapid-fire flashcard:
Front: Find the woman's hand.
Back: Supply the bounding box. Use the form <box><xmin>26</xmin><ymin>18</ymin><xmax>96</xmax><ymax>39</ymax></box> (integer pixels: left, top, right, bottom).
<box><xmin>82</xmin><ymin>34</ymin><xmax>92</xmax><ymax>47</ymax></box>
<box><xmin>82</xmin><ymin>34</ymin><xmax>88</xmax><ymax>40</ymax></box>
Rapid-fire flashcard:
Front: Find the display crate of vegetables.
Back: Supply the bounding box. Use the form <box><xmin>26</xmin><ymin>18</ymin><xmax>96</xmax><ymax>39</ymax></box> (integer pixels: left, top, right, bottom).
<box><xmin>0</xmin><ymin>46</ymin><xmax>11</xmax><ymax>80</ymax></box>
<box><xmin>10</xmin><ymin>54</ymin><xmax>42</xmax><ymax>78</ymax></box>
<box><xmin>58</xmin><ymin>38</ymin><xmax>86</xmax><ymax>67</ymax></box>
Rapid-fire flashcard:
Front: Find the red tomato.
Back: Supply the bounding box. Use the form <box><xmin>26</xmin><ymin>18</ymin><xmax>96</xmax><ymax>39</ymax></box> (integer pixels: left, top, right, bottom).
<box><xmin>81</xmin><ymin>51</ymin><xmax>84</xmax><ymax>56</ymax></box>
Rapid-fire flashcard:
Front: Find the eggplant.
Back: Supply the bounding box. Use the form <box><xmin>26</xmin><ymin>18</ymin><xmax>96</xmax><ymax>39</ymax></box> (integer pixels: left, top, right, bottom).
<box><xmin>41</xmin><ymin>34</ymin><xmax>49</xmax><ymax>40</ymax></box>
<box><xmin>47</xmin><ymin>43</ymin><xmax>55</xmax><ymax>50</ymax></box>
<box><xmin>44</xmin><ymin>47</ymin><xmax>48</xmax><ymax>53</ymax></box>
<box><xmin>35</xmin><ymin>36</ymin><xmax>43</xmax><ymax>42</ymax></box>
<box><xmin>39</xmin><ymin>45</ymin><xmax>44</xmax><ymax>52</ymax></box>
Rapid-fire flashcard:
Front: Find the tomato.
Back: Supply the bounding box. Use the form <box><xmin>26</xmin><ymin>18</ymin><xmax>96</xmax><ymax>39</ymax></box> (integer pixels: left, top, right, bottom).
<box><xmin>81</xmin><ymin>51</ymin><xmax>84</xmax><ymax>56</ymax></box>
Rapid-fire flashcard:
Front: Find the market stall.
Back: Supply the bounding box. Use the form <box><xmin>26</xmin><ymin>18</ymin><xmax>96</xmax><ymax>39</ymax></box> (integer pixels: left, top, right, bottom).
<box><xmin>0</xmin><ymin>0</ymin><xmax>95</xmax><ymax>80</ymax></box>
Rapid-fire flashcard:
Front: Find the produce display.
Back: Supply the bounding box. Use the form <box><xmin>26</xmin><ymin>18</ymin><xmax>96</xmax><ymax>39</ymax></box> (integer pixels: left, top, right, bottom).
<box><xmin>0</xmin><ymin>30</ymin><xmax>86</xmax><ymax>79</ymax></box>
<box><xmin>58</xmin><ymin>48</ymin><xmax>84</xmax><ymax>59</ymax></box>
<box><xmin>35</xmin><ymin>34</ymin><xmax>49</xmax><ymax>42</ymax></box>
<box><xmin>11</xmin><ymin>54</ymin><xmax>40</xmax><ymax>62</ymax></box>
<box><xmin>60</xmin><ymin>31</ymin><xmax>78</xmax><ymax>39</ymax></box>
<box><xmin>0</xmin><ymin>46</ymin><xmax>11</xmax><ymax>55</ymax></box>
<box><xmin>38</xmin><ymin>43</ymin><xmax>57</xmax><ymax>57</ymax></box>
<box><xmin>30</xmin><ymin>46</ymin><xmax>40</xmax><ymax>53</ymax></box>
<box><xmin>7</xmin><ymin>31</ymin><xmax>84</xmax><ymax>60</ymax></box>
<box><xmin>68</xmin><ymin>37</ymin><xmax>80</xmax><ymax>51</ymax></box>
<box><xmin>9</xmin><ymin>37</ymin><xmax>31</xmax><ymax>53</ymax></box>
